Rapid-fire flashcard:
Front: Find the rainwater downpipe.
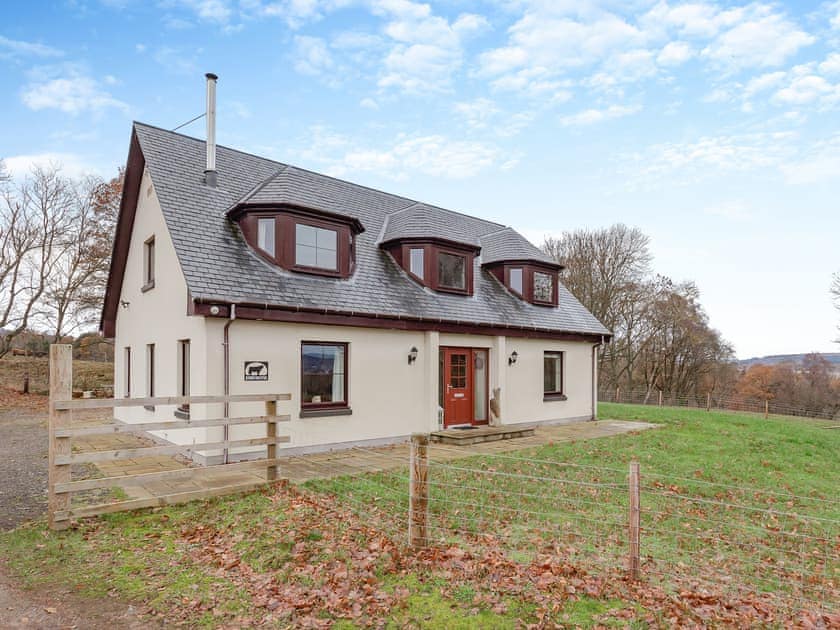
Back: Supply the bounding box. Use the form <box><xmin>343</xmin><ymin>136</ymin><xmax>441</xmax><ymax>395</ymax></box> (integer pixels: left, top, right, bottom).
<box><xmin>222</xmin><ymin>304</ymin><xmax>236</xmax><ymax>464</ymax></box>
<box><xmin>592</xmin><ymin>335</ymin><xmax>604</xmax><ymax>421</ymax></box>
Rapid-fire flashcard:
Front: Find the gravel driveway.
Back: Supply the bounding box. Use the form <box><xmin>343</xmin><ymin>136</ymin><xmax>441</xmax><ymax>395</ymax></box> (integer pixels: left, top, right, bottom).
<box><xmin>0</xmin><ymin>413</ymin><xmax>48</xmax><ymax>530</ymax></box>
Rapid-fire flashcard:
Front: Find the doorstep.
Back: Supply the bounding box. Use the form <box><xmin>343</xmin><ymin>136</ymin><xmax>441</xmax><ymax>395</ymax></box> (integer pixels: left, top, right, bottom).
<box><xmin>430</xmin><ymin>424</ymin><xmax>535</xmax><ymax>446</ymax></box>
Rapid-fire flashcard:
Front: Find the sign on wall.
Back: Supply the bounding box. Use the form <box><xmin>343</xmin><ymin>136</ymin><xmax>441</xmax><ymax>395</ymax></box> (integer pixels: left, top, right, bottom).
<box><xmin>244</xmin><ymin>361</ymin><xmax>269</xmax><ymax>381</ymax></box>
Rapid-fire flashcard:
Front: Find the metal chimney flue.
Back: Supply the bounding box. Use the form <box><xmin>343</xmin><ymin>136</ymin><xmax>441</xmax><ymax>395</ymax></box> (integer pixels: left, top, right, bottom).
<box><xmin>204</xmin><ymin>72</ymin><xmax>218</xmax><ymax>187</ymax></box>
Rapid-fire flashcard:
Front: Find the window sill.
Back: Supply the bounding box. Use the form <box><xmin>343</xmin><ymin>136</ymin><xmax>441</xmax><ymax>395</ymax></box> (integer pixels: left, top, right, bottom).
<box><xmin>144</xmin><ymin>405</ymin><xmax>156</xmax><ymax>411</ymax></box>
<box><xmin>141</xmin><ymin>281</ymin><xmax>155</xmax><ymax>293</ymax></box>
<box><xmin>174</xmin><ymin>407</ymin><xmax>190</xmax><ymax>420</ymax></box>
<box><xmin>300</xmin><ymin>407</ymin><xmax>352</xmax><ymax>419</ymax></box>
<box><xmin>543</xmin><ymin>393</ymin><xmax>567</xmax><ymax>402</ymax></box>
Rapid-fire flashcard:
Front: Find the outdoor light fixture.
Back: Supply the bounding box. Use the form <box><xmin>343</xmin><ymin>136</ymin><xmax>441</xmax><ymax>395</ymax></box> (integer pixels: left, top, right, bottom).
<box><xmin>120</xmin><ymin>300</ymin><xmax>130</xmax><ymax>309</ymax></box>
<box><xmin>408</xmin><ymin>346</ymin><xmax>419</xmax><ymax>365</ymax></box>
<box><xmin>508</xmin><ymin>350</ymin><xmax>518</xmax><ymax>365</ymax></box>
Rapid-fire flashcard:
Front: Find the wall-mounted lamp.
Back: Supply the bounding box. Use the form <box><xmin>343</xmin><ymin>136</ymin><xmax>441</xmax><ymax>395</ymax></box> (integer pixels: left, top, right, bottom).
<box><xmin>408</xmin><ymin>346</ymin><xmax>419</xmax><ymax>365</ymax></box>
<box><xmin>120</xmin><ymin>300</ymin><xmax>130</xmax><ymax>309</ymax></box>
<box><xmin>508</xmin><ymin>350</ymin><xmax>518</xmax><ymax>366</ymax></box>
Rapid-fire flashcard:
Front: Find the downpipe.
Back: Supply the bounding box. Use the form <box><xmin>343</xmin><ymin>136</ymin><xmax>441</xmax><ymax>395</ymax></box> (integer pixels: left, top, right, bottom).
<box><xmin>222</xmin><ymin>304</ymin><xmax>236</xmax><ymax>464</ymax></box>
<box><xmin>591</xmin><ymin>336</ymin><xmax>604</xmax><ymax>421</ymax></box>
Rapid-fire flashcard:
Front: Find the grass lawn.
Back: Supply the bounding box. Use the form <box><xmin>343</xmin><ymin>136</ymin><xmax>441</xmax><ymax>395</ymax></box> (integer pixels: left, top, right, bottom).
<box><xmin>0</xmin><ymin>404</ymin><xmax>836</xmax><ymax>627</ymax></box>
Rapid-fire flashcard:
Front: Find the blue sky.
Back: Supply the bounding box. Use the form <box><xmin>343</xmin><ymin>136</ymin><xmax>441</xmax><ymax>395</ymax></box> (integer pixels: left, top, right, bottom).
<box><xmin>2</xmin><ymin>0</ymin><xmax>839</xmax><ymax>358</ymax></box>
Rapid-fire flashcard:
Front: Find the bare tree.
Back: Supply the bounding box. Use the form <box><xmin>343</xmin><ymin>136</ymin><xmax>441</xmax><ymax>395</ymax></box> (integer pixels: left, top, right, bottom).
<box><xmin>0</xmin><ymin>165</ymin><xmax>76</xmax><ymax>357</ymax></box>
<box><xmin>42</xmin><ymin>173</ymin><xmax>122</xmax><ymax>342</ymax></box>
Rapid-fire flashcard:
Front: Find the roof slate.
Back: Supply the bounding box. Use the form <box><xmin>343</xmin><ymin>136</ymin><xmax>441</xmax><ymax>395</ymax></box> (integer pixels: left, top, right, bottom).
<box><xmin>133</xmin><ymin>122</ymin><xmax>610</xmax><ymax>337</ymax></box>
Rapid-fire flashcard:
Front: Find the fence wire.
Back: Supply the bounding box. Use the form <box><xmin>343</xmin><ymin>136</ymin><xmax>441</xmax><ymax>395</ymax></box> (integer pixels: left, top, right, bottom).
<box><xmin>305</xmin><ymin>443</ymin><xmax>838</xmax><ymax>621</ymax></box>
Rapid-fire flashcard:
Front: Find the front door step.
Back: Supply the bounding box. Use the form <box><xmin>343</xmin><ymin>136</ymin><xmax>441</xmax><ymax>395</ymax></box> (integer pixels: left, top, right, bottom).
<box><xmin>430</xmin><ymin>424</ymin><xmax>535</xmax><ymax>445</ymax></box>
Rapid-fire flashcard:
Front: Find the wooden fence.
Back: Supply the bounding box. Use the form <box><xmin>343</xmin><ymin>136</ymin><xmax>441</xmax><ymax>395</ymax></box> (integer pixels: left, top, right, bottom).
<box><xmin>47</xmin><ymin>344</ymin><xmax>291</xmax><ymax>529</ymax></box>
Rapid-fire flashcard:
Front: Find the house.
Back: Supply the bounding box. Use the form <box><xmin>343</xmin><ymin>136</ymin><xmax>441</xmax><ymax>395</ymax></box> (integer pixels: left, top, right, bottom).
<box><xmin>100</xmin><ymin>76</ymin><xmax>611</xmax><ymax>462</ymax></box>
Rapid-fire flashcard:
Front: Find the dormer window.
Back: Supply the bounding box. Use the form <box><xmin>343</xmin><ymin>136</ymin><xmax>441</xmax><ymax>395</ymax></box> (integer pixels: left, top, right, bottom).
<box><xmin>438</xmin><ymin>252</ymin><xmax>466</xmax><ymax>291</ymax></box>
<box><xmin>230</xmin><ymin>204</ymin><xmax>364</xmax><ymax>279</ymax></box>
<box><xmin>257</xmin><ymin>218</ymin><xmax>275</xmax><ymax>256</ymax></box>
<box><xmin>533</xmin><ymin>271</ymin><xmax>553</xmax><ymax>303</ymax></box>
<box><xmin>486</xmin><ymin>261</ymin><xmax>560</xmax><ymax>306</ymax></box>
<box><xmin>382</xmin><ymin>238</ymin><xmax>478</xmax><ymax>295</ymax></box>
<box><xmin>509</xmin><ymin>267</ymin><xmax>523</xmax><ymax>295</ymax></box>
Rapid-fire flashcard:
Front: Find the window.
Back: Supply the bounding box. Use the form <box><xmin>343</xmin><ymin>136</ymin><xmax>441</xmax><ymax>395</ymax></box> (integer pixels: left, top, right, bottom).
<box><xmin>473</xmin><ymin>349</ymin><xmax>488</xmax><ymax>421</ymax></box>
<box><xmin>438</xmin><ymin>252</ymin><xmax>466</xmax><ymax>290</ymax></box>
<box><xmin>177</xmin><ymin>340</ymin><xmax>190</xmax><ymax>416</ymax></box>
<box><xmin>145</xmin><ymin>343</ymin><xmax>155</xmax><ymax>410</ymax></box>
<box><xmin>296</xmin><ymin>224</ymin><xmax>338</xmax><ymax>270</ymax></box>
<box><xmin>301</xmin><ymin>342</ymin><xmax>348</xmax><ymax>410</ymax></box>
<box><xmin>124</xmin><ymin>347</ymin><xmax>131</xmax><ymax>398</ymax></box>
<box><xmin>509</xmin><ymin>267</ymin><xmax>523</xmax><ymax>295</ymax></box>
<box><xmin>142</xmin><ymin>236</ymin><xmax>155</xmax><ymax>290</ymax></box>
<box><xmin>544</xmin><ymin>351</ymin><xmax>565</xmax><ymax>399</ymax></box>
<box><xmin>409</xmin><ymin>248</ymin><xmax>424</xmax><ymax>279</ymax></box>
<box><xmin>534</xmin><ymin>271</ymin><xmax>554</xmax><ymax>302</ymax></box>
<box><xmin>257</xmin><ymin>218</ymin><xmax>275</xmax><ymax>256</ymax></box>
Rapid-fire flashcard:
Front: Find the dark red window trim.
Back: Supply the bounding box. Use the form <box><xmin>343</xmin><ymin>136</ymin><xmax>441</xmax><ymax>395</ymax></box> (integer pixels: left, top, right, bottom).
<box><xmin>382</xmin><ymin>237</ymin><xmax>478</xmax><ymax>295</ymax></box>
<box><xmin>543</xmin><ymin>350</ymin><xmax>566</xmax><ymax>400</ymax></box>
<box><xmin>235</xmin><ymin>204</ymin><xmax>363</xmax><ymax>279</ymax></box>
<box><xmin>486</xmin><ymin>260</ymin><xmax>560</xmax><ymax>307</ymax></box>
<box><xmin>300</xmin><ymin>341</ymin><xmax>350</xmax><ymax>412</ymax></box>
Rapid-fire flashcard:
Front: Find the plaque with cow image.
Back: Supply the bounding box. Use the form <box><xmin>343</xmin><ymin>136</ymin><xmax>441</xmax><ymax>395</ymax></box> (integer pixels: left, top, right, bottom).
<box><xmin>244</xmin><ymin>361</ymin><xmax>269</xmax><ymax>381</ymax></box>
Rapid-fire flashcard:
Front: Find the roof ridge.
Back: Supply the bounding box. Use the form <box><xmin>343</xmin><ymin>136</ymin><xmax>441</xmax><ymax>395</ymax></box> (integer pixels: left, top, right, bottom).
<box><xmin>233</xmin><ymin>165</ymin><xmax>290</xmax><ymax>207</ymax></box>
<box><xmin>479</xmin><ymin>226</ymin><xmax>515</xmax><ymax>240</ymax></box>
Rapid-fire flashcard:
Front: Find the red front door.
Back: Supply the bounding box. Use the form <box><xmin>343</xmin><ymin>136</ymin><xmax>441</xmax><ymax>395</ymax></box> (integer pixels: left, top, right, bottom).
<box><xmin>442</xmin><ymin>348</ymin><xmax>473</xmax><ymax>427</ymax></box>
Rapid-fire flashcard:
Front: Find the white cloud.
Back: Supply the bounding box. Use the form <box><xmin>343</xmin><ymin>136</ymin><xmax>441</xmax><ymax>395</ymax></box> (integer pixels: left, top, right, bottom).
<box><xmin>4</xmin><ymin>153</ymin><xmax>101</xmax><ymax>180</ymax></box>
<box><xmin>359</xmin><ymin>97</ymin><xmax>379</xmax><ymax>109</ymax></box>
<box><xmin>700</xmin><ymin>6</ymin><xmax>814</xmax><ymax>71</ymax></box>
<box><xmin>559</xmin><ymin>104</ymin><xmax>640</xmax><ymax>126</ymax></box>
<box><xmin>293</xmin><ymin>35</ymin><xmax>335</xmax><ymax>76</ymax></box>
<box><xmin>0</xmin><ymin>35</ymin><xmax>63</xmax><ymax>58</ymax></box>
<box><xmin>657</xmin><ymin>41</ymin><xmax>693</xmax><ymax>66</ymax></box>
<box><xmin>153</xmin><ymin>46</ymin><xmax>198</xmax><ymax>75</ymax></box>
<box><xmin>173</xmin><ymin>0</ymin><xmax>232</xmax><ymax>23</ymax></box>
<box><xmin>703</xmin><ymin>200</ymin><xmax>753</xmax><ymax>221</ymax></box>
<box><xmin>453</xmin><ymin>97</ymin><xmax>499</xmax><ymax>129</ymax></box>
<box><xmin>292</xmin><ymin>125</ymin><xmax>505</xmax><ymax>179</ymax></box>
<box><xmin>820</xmin><ymin>52</ymin><xmax>840</xmax><ymax>75</ymax></box>
<box><xmin>20</xmin><ymin>66</ymin><xmax>128</xmax><ymax>115</ymax></box>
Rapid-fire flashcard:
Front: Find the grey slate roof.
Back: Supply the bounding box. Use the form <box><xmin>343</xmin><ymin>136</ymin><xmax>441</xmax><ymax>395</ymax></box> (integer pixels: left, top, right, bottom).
<box><xmin>479</xmin><ymin>227</ymin><xmax>557</xmax><ymax>265</ymax></box>
<box><xmin>133</xmin><ymin>122</ymin><xmax>610</xmax><ymax>337</ymax></box>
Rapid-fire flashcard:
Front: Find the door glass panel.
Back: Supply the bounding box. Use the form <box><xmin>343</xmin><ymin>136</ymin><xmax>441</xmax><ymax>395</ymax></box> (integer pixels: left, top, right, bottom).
<box><xmin>450</xmin><ymin>354</ymin><xmax>467</xmax><ymax>388</ymax></box>
<box><xmin>473</xmin><ymin>350</ymin><xmax>487</xmax><ymax>421</ymax></box>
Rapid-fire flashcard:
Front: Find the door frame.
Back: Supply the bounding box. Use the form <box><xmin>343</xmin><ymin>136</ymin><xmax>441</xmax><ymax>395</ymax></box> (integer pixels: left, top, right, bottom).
<box><xmin>439</xmin><ymin>346</ymin><xmax>490</xmax><ymax>427</ymax></box>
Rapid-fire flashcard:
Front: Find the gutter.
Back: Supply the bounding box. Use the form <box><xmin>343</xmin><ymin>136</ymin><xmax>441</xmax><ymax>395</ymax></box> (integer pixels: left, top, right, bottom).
<box><xmin>222</xmin><ymin>304</ymin><xmax>236</xmax><ymax>464</ymax></box>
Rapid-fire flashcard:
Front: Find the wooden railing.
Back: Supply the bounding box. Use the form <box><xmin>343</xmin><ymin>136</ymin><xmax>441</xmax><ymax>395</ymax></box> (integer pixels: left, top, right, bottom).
<box><xmin>48</xmin><ymin>344</ymin><xmax>291</xmax><ymax>529</ymax></box>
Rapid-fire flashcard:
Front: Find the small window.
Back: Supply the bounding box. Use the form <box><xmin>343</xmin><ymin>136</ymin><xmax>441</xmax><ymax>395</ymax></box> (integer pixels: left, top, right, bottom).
<box><xmin>438</xmin><ymin>252</ymin><xmax>466</xmax><ymax>290</ymax></box>
<box><xmin>257</xmin><ymin>218</ymin><xmax>275</xmax><ymax>256</ymax></box>
<box><xmin>145</xmin><ymin>343</ymin><xmax>155</xmax><ymax>410</ymax></box>
<box><xmin>301</xmin><ymin>342</ymin><xmax>347</xmax><ymax>408</ymax></box>
<box><xmin>409</xmin><ymin>248</ymin><xmax>424</xmax><ymax>279</ymax></box>
<box><xmin>509</xmin><ymin>267</ymin><xmax>523</xmax><ymax>295</ymax></box>
<box><xmin>544</xmin><ymin>351</ymin><xmax>564</xmax><ymax>399</ymax></box>
<box><xmin>296</xmin><ymin>224</ymin><xmax>338</xmax><ymax>270</ymax></box>
<box><xmin>142</xmin><ymin>236</ymin><xmax>155</xmax><ymax>290</ymax></box>
<box><xmin>177</xmin><ymin>340</ymin><xmax>190</xmax><ymax>415</ymax></box>
<box><xmin>534</xmin><ymin>271</ymin><xmax>553</xmax><ymax>302</ymax></box>
<box><xmin>124</xmin><ymin>347</ymin><xmax>131</xmax><ymax>398</ymax></box>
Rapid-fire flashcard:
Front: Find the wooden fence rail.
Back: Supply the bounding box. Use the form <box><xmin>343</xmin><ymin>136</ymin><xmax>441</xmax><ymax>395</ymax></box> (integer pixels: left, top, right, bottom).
<box><xmin>47</xmin><ymin>344</ymin><xmax>291</xmax><ymax>530</ymax></box>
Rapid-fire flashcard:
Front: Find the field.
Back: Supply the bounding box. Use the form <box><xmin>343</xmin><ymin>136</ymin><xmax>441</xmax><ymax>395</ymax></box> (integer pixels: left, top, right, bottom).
<box><xmin>0</xmin><ymin>404</ymin><xmax>837</xmax><ymax>627</ymax></box>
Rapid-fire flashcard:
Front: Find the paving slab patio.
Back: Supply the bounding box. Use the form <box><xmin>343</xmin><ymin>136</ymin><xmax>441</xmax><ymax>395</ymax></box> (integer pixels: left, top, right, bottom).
<box><xmin>70</xmin><ymin>419</ymin><xmax>658</xmax><ymax>507</ymax></box>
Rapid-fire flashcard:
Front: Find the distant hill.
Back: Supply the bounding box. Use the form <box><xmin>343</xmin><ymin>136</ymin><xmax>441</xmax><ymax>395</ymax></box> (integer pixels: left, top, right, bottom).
<box><xmin>739</xmin><ymin>352</ymin><xmax>840</xmax><ymax>368</ymax></box>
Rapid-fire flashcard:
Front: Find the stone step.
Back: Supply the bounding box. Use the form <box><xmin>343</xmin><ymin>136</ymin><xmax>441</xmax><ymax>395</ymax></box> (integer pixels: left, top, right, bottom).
<box><xmin>430</xmin><ymin>425</ymin><xmax>535</xmax><ymax>445</ymax></box>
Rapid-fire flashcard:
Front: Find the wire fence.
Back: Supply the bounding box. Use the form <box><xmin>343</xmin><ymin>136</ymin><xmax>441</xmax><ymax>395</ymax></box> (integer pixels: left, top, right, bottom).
<box><xmin>600</xmin><ymin>387</ymin><xmax>840</xmax><ymax>422</ymax></box>
<box><xmin>303</xmin><ymin>440</ymin><xmax>839</xmax><ymax>623</ymax></box>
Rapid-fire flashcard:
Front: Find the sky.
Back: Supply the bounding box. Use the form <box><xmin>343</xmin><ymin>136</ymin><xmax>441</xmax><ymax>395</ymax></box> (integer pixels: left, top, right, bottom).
<box><xmin>1</xmin><ymin>0</ymin><xmax>839</xmax><ymax>359</ymax></box>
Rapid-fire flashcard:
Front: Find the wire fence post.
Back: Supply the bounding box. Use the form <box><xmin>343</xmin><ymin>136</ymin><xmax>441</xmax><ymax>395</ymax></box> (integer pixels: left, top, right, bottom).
<box><xmin>658</xmin><ymin>390</ymin><xmax>663</xmax><ymax>407</ymax></box>
<box><xmin>48</xmin><ymin>344</ymin><xmax>73</xmax><ymax>531</ymax></box>
<box><xmin>616</xmin><ymin>387</ymin><xmax>621</xmax><ymax>403</ymax></box>
<box><xmin>265</xmin><ymin>400</ymin><xmax>277</xmax><ymax>482</ymax></box>
<box><xmin>409</xmin><ymin>433</ymin><xmax>429</xmax><ymax>548</ymax></box>
<box><xmin>628</xmin><ymin>460</ymin><xmax>641</xmax><ymax>581</ymax></box>
<box><xmin>706</xmin><ymin>392</ymin><xmax>711</xmax><ymax>412</ymax></box>
<box><xmin>764</xmin><ymin>399</ymin><xmax>769</xmax><ymax>419</ymax></box>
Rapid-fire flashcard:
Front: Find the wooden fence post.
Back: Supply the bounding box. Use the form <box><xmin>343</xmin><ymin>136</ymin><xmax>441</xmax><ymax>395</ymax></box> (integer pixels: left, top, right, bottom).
<box><xmin>409</xmin><ymin>433</ymin><xmax>429</xmax><ymax>548</ymax></box>
<box><xmin>706</xmin><ymin>392</ymin><xmax>711</xmax><ymax>412</ymax></box>
<box><xmin>658</xmin><ymin>390</ymin><xmax>663</xmax><ymax>407</ymax></box>
<box><xmin>48</xmin><ymin>344</ymin><xmax>73</xmax><ymax>530</ymax></box>
<box><xmin>628</xmin><ymin>460</ymin><xmax>641</xmax><ymax>581</ymax></box>
<box><xmin>764</xmin><ymin>400</ymin><xmax>769</xmax><ymax>419</ymax></box>
<box><xmin>615</xmin><ymin>387</ymin><xmax>620</xmax><ymax>403</ymax></box>
<box><xmin>265</xmin><ymin>400</ymin><xmax>277</xmax><ymax>482</ymax></box>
